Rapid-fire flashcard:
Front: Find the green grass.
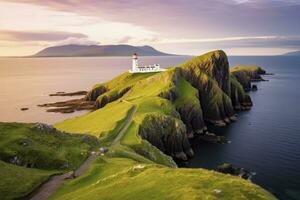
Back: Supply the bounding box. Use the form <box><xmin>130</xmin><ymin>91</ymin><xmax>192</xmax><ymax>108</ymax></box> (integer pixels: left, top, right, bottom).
<box><xmin>50</xmin><ymin>50</ymin><xmax>276</xmax><ymax>199</ymax></box>
<box><xmin>230</xmin><ymin>65</ymin><xmax>262</xmax><ymax>73</ymax></box>
<box><xmin>0</xmin><ymin>122</ymin><xmax>99</xmax><ymax>199</ymax></box>
<box><xmin>49</xmin><ymin>157</ymin><xmax>276</xmax><ymax>200</ymax></box>
<box><xmin>0</xmin><ymin>160</ymin><xmax>57</xmax><ymax>200</ymax></box>
<box><xmin>0</xmin><ymin>122</ymin><xmax>97</xmax><ymax>170</ymax></box>
<box><xmin>55</xmin><ymin>100</ymin><xmax>133</xmax><ymax>137</ymax></box>
<box><xmin>175</xmin><ymin>78</ymin><xmax>200</xmax><ymax>107</ymax></box>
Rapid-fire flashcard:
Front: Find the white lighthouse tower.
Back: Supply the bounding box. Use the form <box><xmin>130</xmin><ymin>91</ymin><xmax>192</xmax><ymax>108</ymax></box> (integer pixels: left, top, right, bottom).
<box><xmin>129</xmin><ymin>53</ymin><xmax>165</xmax><ymax>73</ymax></box>
<box><xmin>132</xmin><ymin>53</ymin><xmax>138</xmax><ymax>72</ymax></box>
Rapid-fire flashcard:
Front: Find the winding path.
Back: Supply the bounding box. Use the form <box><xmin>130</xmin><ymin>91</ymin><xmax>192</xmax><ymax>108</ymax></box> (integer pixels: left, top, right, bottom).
<box><xmin>28</xmin><ymin>101</ymin><xmax>137</xmax><ymax>200</ymax></box>
<box><xmin>112</xmin><ymin>102</ymin><xmax>138</xmax><ymax>145</ymax></box>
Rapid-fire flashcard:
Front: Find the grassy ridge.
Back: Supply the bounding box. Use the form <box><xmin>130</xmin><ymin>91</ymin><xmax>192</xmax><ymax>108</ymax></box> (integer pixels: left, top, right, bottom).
<box><xmin>0</xmin><ymin>122</ymin><xmax>98</xmax><ymax>199</ymax></box>
<box><xmin>50</xmin><ymin>156</ymin><xmax>275</xmax><ymax>200</ymax></box>
<box><xmin>0</xmin><ymin>122</ymin><xmax>96</xmax><ymax>170</ymax></box>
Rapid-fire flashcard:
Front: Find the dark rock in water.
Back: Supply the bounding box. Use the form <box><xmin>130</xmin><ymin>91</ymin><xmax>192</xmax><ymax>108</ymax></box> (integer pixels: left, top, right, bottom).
<box><xmin>197</xmin><ymin>132</ymin><xmax>227</xmax><ymax>144</ymax></box>
<box><xmin>38</xmin><ymin>98</ymin><xmax>95</xmax><ymax>113</ymax></box>
<box><xmin>252</xmin><ymin>84</ymin><xmax>258</xmax><ymax>91</ymax></box>
<box><xmin>216</xmin><ymin>163</ymin><xmax>253</xmax><ymax>180</ymax></box>
<box><xmin>20</xmin><ymin>107</ymin><xmax>29</xmax><ymax>111</ymax></box>
<box><xmin>217</xmin><ymin>163</ymin><xmax>237</xmax><ymax>174</ymax></box>
<box><xmin>49</xmin><ymin>91</ymin><xmax>87</xmax><ymax>96</ymax></box>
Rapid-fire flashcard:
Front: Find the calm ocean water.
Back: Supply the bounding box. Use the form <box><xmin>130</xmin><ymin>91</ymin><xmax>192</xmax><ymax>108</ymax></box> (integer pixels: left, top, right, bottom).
<box><xmin>188</xmin><ymin>56</ymin><xmax>300</xmax><ymax>200</ymax></box>
<box><xmin>0</xmin><ymin>56</ymin><xmax>190</xmax><ymax>123</ymax></box>
<box><xmin>0</xmin><ymin>55</ymin><xmax>300</xmax><ymax>199</ymax></box>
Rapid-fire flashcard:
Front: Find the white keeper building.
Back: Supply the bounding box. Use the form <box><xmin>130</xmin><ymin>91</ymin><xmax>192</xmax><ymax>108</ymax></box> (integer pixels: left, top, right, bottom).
<box><xmin>129</xmin><ymin>53</ymin><xmax>165</xmax><ymax>73</ymax></box>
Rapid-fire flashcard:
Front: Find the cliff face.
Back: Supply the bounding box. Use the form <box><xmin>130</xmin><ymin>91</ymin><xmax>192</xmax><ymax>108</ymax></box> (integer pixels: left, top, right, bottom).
<box><xmin>179</xmin><ymin>51</ymin><xmax>235</xmax><ymax>126</ymax></box>
<box><xmin>64</xmin><ymin>50</ymin><xmax>263</xmax><ymax>161</ymax></box>
<box><xmin>138</xmin><ymin>113</ymin><xmax>193</xmax><ymax>160</ymax></box>
<box><xmin>230</xmin><ymin>75</ymin><xmax>252</xmax><ymax>110</ymax></box>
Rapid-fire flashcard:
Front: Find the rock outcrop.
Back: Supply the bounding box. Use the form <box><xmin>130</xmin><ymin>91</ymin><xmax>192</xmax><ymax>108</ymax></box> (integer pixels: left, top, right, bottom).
<box><xmin>85</xmin><ymin>85</ymin><xmax>108</xmax><ymax>101</ymax></box>
<box><xmin>230</xmin><ymin>65</ymin><xmax>266</xmax><ymax>91</ymax></box>
<box><xmin>95</xmin><ymin>86</ymin><xmax>131</xmax><ymax>108</ymax></box>
<box><xmin>139</xmin><ymin>113</ymin><xmax>194</xmax><ymax>160</ymax></box>
<box><xmin>230</xmin><ymin>75</ymin><xmax>252</xmax><ymax>110</ymax></box>
<box><xmin>179</xmin><ymin>50</ymin><xmax>236</xmax><ymax>126</ymax></box>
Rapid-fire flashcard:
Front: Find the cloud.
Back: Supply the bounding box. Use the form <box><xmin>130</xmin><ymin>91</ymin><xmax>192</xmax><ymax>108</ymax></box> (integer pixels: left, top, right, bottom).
<box><xmin>0</xmin><ymin>30</ymin><xmax>87</xmax><ymax>41</ymax></box>
<box><xmin>3</xmin><ymin>0</ymin><xmax>300</xmax><ymax>38</ymax></box>
<box><xmin>1</xmin><ymin>0</ymin><xmax>300</xmax><ymax>56</ymax></box>
<box><xmin>55</xmin><ymin>37</ymin><xmax>100</xmax><ymax>46</ymax></box>
<box><xmin>154</xmin><ymin>35</ymin><xmax>300</xmax><ymax>49</ymax></box>
<box><xmin>117</xmin><ymin>36</ymin><xmax>133</xmax><ymax>44</ymax></box>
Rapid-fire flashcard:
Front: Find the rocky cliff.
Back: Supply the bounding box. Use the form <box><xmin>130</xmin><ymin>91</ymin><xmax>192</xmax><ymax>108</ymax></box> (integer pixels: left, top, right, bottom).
<box><xmin>231</xmin><ymin>65</ymin><xmax>266</xmax><ymax>91</ymax></box>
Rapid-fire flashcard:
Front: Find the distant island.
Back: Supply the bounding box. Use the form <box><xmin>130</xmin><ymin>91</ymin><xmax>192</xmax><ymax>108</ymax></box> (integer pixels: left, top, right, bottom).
<box><xmin>283</xmin><ymin>50</ymin><xmax>300</xmax><ymax>56</ymax></box>
<box><xmin>32</xmin><ymin>44</ymin><xmax>174</xmax><ymax>57</ymax></box>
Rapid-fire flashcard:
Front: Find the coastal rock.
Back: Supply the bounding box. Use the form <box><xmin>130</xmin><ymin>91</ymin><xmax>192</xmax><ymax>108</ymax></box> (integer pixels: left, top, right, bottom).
<box><xmin>139</xmin><ymin>113</ymin><xmax>193</xmax><ymax>160</ymax></box>
<box><xmin>178</xmin><ymin>51</ymin><xmax>236</xmax><ymax>126</ymax></box>
<box><xmin>230</xmin><ymin>75</ymin><xmax>253</xmax><ymax>110</ymax></box>
<box><xmin>95</xmin><ymin>86</ymin><xmax>131</xmax><ymax>108</ymax></box>
<box><xmin>230</xmin><ymin>65</ymin><xmax>266</xmax><ymax>91</ymax></box>
<box><xmin>49</xmin><ymin>91</ymin><xmax>87</xmax><ymax>96</ymax></box>
<box><xmin>216</xmin><ymin>163</ymin><xmax>253</xmax><ymax>180</ymax></box>
<box><xmin>85</xmin><ymin>85</ymin><xmax>108</xmax><ymax>101</ymax></box>
<box><xmin>38</xmin><ymin>99</ymin><xmax>95</xmax><ymax>113</ymax></box>
<box><xmin>252</xmin><ymin>84</ymin><xmax>258</xmax><ymax>91</ymax></box>
<box><xmin>176</xmin><ymin>102</ymin><xmax>206</xmax><ymax>136</ymax></box>
<box><xmin>197</xmin><ymin>132</ymin><xmax>227</xmax><ymax>143</ymax></box>
<box><xmin>231</xmin><ymin>70</ymin><xmax>251</xmax><ymax>91</ymax></box>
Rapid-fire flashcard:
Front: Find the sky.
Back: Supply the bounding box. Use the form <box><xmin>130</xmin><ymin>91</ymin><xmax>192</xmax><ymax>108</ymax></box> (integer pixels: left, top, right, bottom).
<box><xmin>0</xmin><ymin>0</ymin><xmax>300</xmax><ymax>56</ymax></box>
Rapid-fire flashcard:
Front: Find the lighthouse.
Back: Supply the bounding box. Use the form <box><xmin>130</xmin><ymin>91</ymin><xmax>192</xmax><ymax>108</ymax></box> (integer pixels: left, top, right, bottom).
<box><xmin>132</xmin><ymin>53</ymin><xmax>138</xmax><ymax>72</ymax></box>
<box><xmin>129</xmin><ymin>53</ymin><xmax>165</xmax><ymax>73</ymax></box>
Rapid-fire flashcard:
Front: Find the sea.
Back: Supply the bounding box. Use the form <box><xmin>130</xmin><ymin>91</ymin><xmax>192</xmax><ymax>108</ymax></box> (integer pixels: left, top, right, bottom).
<box><xmin>0</xmin><ymin>55</ymin><xmax>300</xmax><ymax>200</ymax></box>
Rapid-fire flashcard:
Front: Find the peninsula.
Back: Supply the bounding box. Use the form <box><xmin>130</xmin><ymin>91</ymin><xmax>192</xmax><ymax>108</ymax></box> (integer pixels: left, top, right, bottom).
<box><xmin>0</xmin><ymin>50</ymin><xmax>276</xmax><ymax>200</ymax></box>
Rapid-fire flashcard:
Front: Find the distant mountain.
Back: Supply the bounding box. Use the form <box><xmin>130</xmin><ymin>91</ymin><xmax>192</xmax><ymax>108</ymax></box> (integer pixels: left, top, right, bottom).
<box><xmin>33</xmin><ymin>44</ymin><xmax>173</xmax><ymax>57</ymax></box>
<box><xmin>283</xmin><ymin>51</ymin><xmax>300</xmax><ymax>56</ymax></box>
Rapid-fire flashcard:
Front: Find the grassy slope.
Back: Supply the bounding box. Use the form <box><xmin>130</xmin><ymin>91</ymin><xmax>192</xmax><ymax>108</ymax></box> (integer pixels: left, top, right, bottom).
<box><xmin>51</xmin><ymin>51</ymin><xmax>276</xmax><ymax>199</ymax></box>
<box><xmin>0</xmin><ymin>122</ymin><xmax>96</xmax><ymax>170</ymax></box>
<box><xmin>0</xmin><ymin>160</ymin><xmax>57</xmax><ymax>200</ymax></box>
<box><xmin>50</xmin><ymin>157</ymin><xmax>275</xmax><ymax>200</ymax></box>
<box><xmin>230</xmin><ymin>65</ymin><xmax>263</xmax><ymax>73</ymax></box>
<box><xmin>0</xmin><ymin>122</ymin><xmax>98</xmax><ymax>199</ymax></box>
